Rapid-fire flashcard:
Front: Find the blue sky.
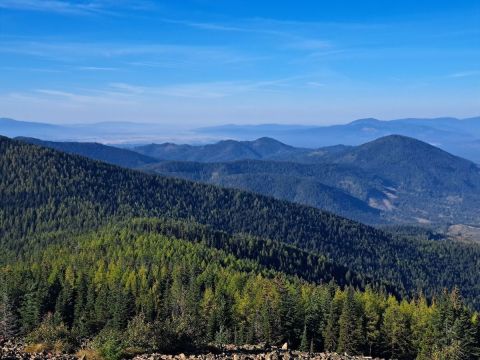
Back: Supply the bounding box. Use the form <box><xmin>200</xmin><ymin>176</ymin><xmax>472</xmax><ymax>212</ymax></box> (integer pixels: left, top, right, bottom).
<box><xmin>0</xmin><ymin>0</ymin><xmax>479</xmax><ymax>126</ymax></box>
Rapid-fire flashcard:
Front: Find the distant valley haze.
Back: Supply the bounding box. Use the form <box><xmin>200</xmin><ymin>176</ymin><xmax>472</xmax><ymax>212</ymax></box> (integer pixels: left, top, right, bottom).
<box><xmin>2</xmin><ymin>115</ymin><xmax>480</xmax><ymax>163</ymax></box>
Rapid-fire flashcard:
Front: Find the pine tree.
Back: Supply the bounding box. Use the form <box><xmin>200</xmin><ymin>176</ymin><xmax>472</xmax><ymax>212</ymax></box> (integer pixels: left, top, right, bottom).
<box><xmin>20</xmin><ymin>287</ymin><xmax>42</xmax><ymax>334</ymax></box>
<box><xmin>0</xmin><ymin>291</ymin><xmax>17</xmax><ymax>339</ymax></box>
<box><xmin>214</xmin><ymin>325</ymin><xmax>229</xmax><ymax>350</ymax></box>
<box><xmin>201</xmin><ymin>287</ymin><xmax>216</xmax><ymax>343</ymax></box>
<box><xmin>94</xmin><ymin>284</ymin><xmax>112</xmax><ymax>330</ymax></box>
<box><xmin>300</xmin><ymin>324</ymin><xmax>309</xmax><ymax>352</ymax></box>
<box><xmin>301</xmin><ymin>287</ymin><xmax>324</xmax><ymax>353</ymax></box>
<box><xmin>323</xmin><ymin>289</ymin><xmax>343</xmax><ymax>352</ymax></box>
<box><xmin>450</xmin><ymin>308</ymin><xmax>479</xmax><ymax>359</ymax></box>
<box><xmin>382</xmin><ymin>297</ymin><xmax>413</xmax><ymax>360</ymax></box>
<box><xmin>337</xmin><ymin>287</ymin><xmax>363</xmax><ymax>355</ymax></box>
<box><xmin>362</xmin><ymin>287</ymin><xmax>383</xmax><ymax>356</ymax></box>
<box><xmin>277</xmin><ymin>282</ymin><xmax>302</xmax><ymax>347</ymax></box>
<box><xmin>54</xmin><ymin>283</ymin><xmax>74</xmax><ymax>328</ymax></box>
<box><xmin>110</xmin><ymin>288</ymin><xmax>135</xmax><ymax>330</ymax></box>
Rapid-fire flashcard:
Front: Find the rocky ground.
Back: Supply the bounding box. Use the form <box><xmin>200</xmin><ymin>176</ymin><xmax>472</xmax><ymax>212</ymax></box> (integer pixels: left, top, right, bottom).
<box><xmin>0</xmin><ymin>343</ymin><xmax>72</xmax><ymax>359</ymax></box>
<box><xmin>0</xmin><ymin>341</ymin><xmax>75</xmax><ymax>360</ymax></box>
<box><xmin>132</xmin><ymin>351</ymin><xmax>380</xmax><ymax>360</ymax></box>
<box><xmin>1</xmin><ymin>341</ymin><xmax>382</xmax><ymax>360</ymax></box>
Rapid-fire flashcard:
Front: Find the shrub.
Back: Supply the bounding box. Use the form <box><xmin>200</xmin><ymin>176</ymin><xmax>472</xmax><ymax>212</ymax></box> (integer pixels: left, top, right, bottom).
<box><xmin>25</xmin><ymin>313</ymin><xmax>75</xmax><ymax>353</ymax></box>
<box><xmin>123</xmin><ymin>313</ymin><xmax>155</xmax><ymax>353</ymax></box>
<box><xmin>92</xmin><ymin>328</ymin><xmax>125</xmax><ymax>360</ymax></box>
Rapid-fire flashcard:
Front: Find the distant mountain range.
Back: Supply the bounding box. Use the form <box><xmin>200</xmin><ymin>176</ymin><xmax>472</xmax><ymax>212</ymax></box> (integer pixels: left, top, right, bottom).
<box><xmin>13</xmin><ymin>134</ymin><xmax>480</xmax><ymax>226</ymax></box>
<box><xmin>196</xmin><ymin>117</ymin><xmax>480</xmax><ymax>163</ymax></box>
<box><xmin>2</xmin><ymin>116</ymin><xmax>480</xmax><ymax>162</ymax></box>
<box><xmin>133</xmin><ymin>137</ymin><xmax>304</xmax><ymax>162</ymax></box>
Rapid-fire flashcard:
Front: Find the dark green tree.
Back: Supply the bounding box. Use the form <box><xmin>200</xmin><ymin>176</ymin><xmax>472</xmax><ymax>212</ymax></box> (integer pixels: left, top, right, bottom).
<box><xmin>0</xmin><ymin>291</ymin><xmax>18</xmax><ymax>339</ymax></box>
<box><xmin>337</xmin><ymin>287</ymin><xmax>364</xmax><ymax>355</ymax></box>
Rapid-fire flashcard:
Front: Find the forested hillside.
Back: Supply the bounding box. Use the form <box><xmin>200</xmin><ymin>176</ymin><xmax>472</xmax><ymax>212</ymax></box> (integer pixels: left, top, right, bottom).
<box><xmin>142</xmin><ymin>135</ymin><xmax>480</xmax><ymax>225</ymax></box>
<box><xmin>16</xmin><ymin>137</ymin><xmax>157</xmax><ymax>168</ymax></box>
<box><xmin>142</xmin><ymin>160</ymin><xmax>384</xmax><ymax>224</ymax></box>
<box><xmin>15</xmin><ymin>135</ymin><xmax>480</xmax><ymax>225</ymax></box>
<box><xmin>133</xmin><ymin>137</ymin><xmax>302</xmax><ymax>162</ymax></box>
<box><xmin>2</xmin><ymin>135</ymin><xmax>480</xmax><ymax>309</ymax></box>
<box><xmin>1</xmin><ymin>219</ymin><xmax>478</xmax><ymax>359</ymax></box>
<box><xmin>322</xmin><ymin>135</ymin><xmax>480</xmax><ymax>192</ymax></box>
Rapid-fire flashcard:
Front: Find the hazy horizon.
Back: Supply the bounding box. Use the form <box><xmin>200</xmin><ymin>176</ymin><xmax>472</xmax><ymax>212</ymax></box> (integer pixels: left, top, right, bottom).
<box><xmin>2</xmin><ymin>114</ymin><xmax>480</xmax><ymax>128</ymax></box>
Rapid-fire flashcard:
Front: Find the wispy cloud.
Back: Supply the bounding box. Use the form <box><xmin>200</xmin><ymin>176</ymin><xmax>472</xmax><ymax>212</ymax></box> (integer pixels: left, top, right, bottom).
<box><xmin>34</xmin><ymin>88</ymin><xmax>133</xmax><ymax>105</ymax></box>
<box><xmin>0</xmin><ymin>40</ymin><xmax>256</xmax><ymax>65</ymax></box>
<box><xmin>307</xmin><ymin>81</ymin><xmax>325</xmax><ymax>88</ymax></box>
<box><xmin>161</xmin><ymin>18</ymin><xmax>333</xmax><ymax>51</ymax></box>
<box><xmin>0</xmin><ymin>0</ymin><xmax>154</xmax><ymax>15</ymax></box>
<box><xmin>285</xmin><ymin>39</ymin><xmax>331</xmax><ymax>50</ymax></box>
<box><xmin>14</xmin><ymin>76</ymin><xmax>304</xmax><ymax>108</ymax></box>
<box><xmin>77</xmin><ymin>66</ymin><xmax>119</xmax><ymax>71</ymax></box>
<box><xmin>108</xmin><ymin>83</ymin><xmax>146</xmax><ymax>94</ymax></box>
<box><xmin>447</xmin><ymin>70</ymin><xmax>480</xmax><ymax>78</ymax></box>
<box><xmin>161</xmin><ymin>19</ymin><xmax>253</xmax><ymax>33</ymax></box>
<box><xmin>162</xmin><ymin>17</ymin><xmax>383</xmax><ymax>35</ymax></box>
<box><xmin>0</xmin><ymin>66</ymin><xmax>65</xmax><ymax>73</ymax></box>
<box><xmin>0</xmin><ymin>0</ymin><xmax>108</xmax><ymax>15</ymax></box>
<box><xmin>245</xmin><ymin>17</ymin><xmax>387</xmax><ymax>31</ymax></box>
<box><xmin>109</xmin><ymin>78</ymin><xmax>298</xmax><ymax>99</ymax></box>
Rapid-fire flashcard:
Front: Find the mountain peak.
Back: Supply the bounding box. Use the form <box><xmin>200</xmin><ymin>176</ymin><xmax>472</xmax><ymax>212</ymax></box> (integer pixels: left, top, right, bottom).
<box><xmin>362</xmin><ymin>134</ymin><xmax>456</xmax><ymax>155</ymax></box>
<box><xmin>250</xmin><ymin>136</ymin><xmax>292</xmax><ymax>147</ymax></box>
<box><xmin>354</xmin><ymin>134</ymin><xmax>460</xmax><ymax>160</ymax></box>
<box><xmin>328</xmin><ymin>134</ymin><xmax>480</xmax><ymax>195</ymax></box>
<box><xmin>348</xmin><ymin>118</ymin><xmax>381</xmax><ymax>126</ymax></box>
<box><xmin>369</xmin><ymin>133</ymin><xmax>425</xmax><ymax>144</ymax></box>
<box><xmin>252</xmin><ymin>136</ymin><xmax>281</xmax><ymax>143</ymax></box>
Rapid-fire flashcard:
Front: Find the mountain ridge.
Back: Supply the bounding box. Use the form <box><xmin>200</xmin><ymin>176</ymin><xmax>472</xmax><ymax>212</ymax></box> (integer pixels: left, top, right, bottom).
<box><xmin>3</xmin><ymin>116</ymin><xmax>480</xmax><ymax>162</ymax></box>
<box><xmin>12</xmin><ymin>134</ymin><xmax>480</xmax><ymax>226</ymax></box>
<box><xmin>133</xmin><ymin>137</ymin><xmax>302</xmax><ymax>162</ymax></box>
<box><xmin>15</xmin><ymin>136</ymin><xmax>158</xmax><ymax>168</ymax></box>
<box><xmin>196</xmin><ymin>116</ymin><xmax>480</xmax><ymax>162</ymax></box>
<box><xmin>143</xmin><ymin>135</ymin><xmax>480</xmax><ymax>225</ymax></box>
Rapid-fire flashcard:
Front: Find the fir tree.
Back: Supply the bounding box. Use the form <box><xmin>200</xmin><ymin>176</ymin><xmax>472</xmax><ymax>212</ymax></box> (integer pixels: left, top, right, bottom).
<box><xmin>337</xmin><ymin>287</ymin><xmax>363</xmax><ymax>355</ymax></box>
<box><xmin>323</xmin><ymin>289</ymin><xmax>343</xmax><ymax>352</ymax></box>
<box><xmin>0</xmin><ymin>291</ymin><xmax>17</xmax><ymax>339</ymax></box>
<box><xmin>20</xmin><ymin>287</ymin><xmax>42</xmax><ymax>334</ymax></box>
<box><xmin>299</xmin><ymin>324</ymin><xmax>309</xmax><ymax>352</ymax></box>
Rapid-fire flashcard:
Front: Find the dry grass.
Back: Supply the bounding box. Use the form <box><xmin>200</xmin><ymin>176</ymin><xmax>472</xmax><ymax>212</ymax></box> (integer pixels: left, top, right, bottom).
<box><xmin>123</xmin><ymin>346</ymin><xmax>146</xmax><ymax>357</ymax></box>
<box><xmin>75</xmin><ymin>348</ymin><xmax>104</xmax><ymax>360</ymax></box>
<box><xmin>24</xmin><ymin>343</ymin><xmax>50</xmax><ymax>353</ymax></box>
<box><xmin>53</xmin><ymin>340</ymin><xmax>67</xmax><ymax>354</ymax></box>
<box><xmin>24</xmin><ymin>340</ymin><xmax>68</xmax><ymax>354</ymax></box>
